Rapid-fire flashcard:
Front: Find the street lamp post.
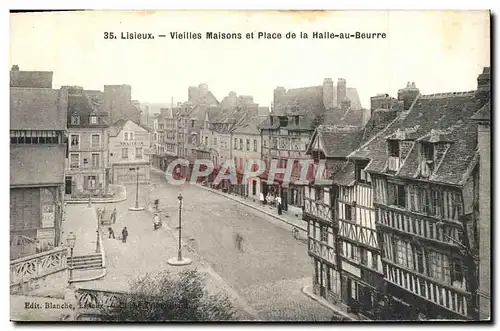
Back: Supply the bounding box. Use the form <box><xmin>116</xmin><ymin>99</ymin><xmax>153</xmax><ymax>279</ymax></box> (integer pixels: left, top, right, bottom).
<box><xmin>128</xmin><ymin>167</ymin><xmax>144</xmax><ymax>211</ymax></box>
<box><xmin>95</xmin><ymin>210</ymin><xmax>101</xmax><ymax>253</ymax></box>
<box><xmin>66</xmin><ymin>232</ymin><xmax>76</xmax><ymax>287</ymax></box>
<box><xmin>167</xmin><ymin>192</ymin><xmax>192</xmax><ymax>266</ymax></box>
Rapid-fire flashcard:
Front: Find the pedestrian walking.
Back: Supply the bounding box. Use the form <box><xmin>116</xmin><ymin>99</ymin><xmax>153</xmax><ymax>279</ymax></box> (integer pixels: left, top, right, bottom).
<box><xmin>101</xmin><ymin>207</ymin><xmax>106</xmax><ymax>223</ymax></box>
<box><xmin>235</xmin><ymin>233</ymin><xmax>243</xmax><ymax>252</ymax></box>
<box><xmin>108</xmin><ymin>227</ymin><xmax>115</xmax><ymax>239</ymax></box>
<box><xmin>259</xmin><ymin>192</ymin><xmax>264</xmax><ymax>205</ymax></box>
<box><xmin>277</xmin><ymin>196</ymin><xmax>283</xmax><ymax>215</ymax></box>
<box><xmin>121</xmin><ymin>227</ymin><xmax>128</xmax><ymax>243</ymax></box>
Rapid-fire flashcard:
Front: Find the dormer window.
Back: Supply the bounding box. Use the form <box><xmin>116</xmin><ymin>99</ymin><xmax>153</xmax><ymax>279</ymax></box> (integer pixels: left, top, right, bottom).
<box><xmin>422</xmin><ymin>142</ymin><xmax>434</xmax><ymax>161</ymax></box>
<box><xmin>295</xmin><ymin>116</ymin><xmax>300</xmax><ymax>126</ymax></box>
<box><xmin>70</xmin><ymin>115</ymin><xmax>80</xmax><ymax>125</ymax></box>
<box><xmin>420</xmin><ymin>142</ymin><xmax>435</xmax><ymax>178</ymax></box>
<box><xmin>388</xmin><ymin>140</ymin><xmax>400</xmax><ymax>157</ymax></box>
<box><xmin>387</xmin><ymin>140</ymin><xmax>401</xmax><ymax>172</ymax></box>
<box><xmin>279</xmin><ymin>116</ymin><xmax>288</xmax><ymax>127</ymax></box>
<box><xmin>90</xmin><ymin>116</ymin><xmax>97</xmax><ymax>124</ymax></box>
<box><xmin>355</xmin><ymin>161</ymin><xmax>371</xmax><ymax>184</ymax></box>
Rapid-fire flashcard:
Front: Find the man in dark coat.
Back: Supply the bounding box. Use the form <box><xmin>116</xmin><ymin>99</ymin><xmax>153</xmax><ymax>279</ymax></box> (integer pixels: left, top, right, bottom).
<box><xmin>121</xmin><ymin>227</ymin><xmax>128</xmax><ymax>243</ymax></box>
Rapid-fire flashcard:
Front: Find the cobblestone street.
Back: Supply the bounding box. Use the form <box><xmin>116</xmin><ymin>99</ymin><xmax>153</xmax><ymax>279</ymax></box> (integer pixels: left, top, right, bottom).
<box><xmin>144</xmin><ymin>170</ymin><xmax>333</xmax><ymax>321</ymax></box>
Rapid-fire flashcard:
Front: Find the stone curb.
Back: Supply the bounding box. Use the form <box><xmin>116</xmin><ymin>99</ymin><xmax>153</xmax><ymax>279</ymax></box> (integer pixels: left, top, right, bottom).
<box><xmin>65</xmin><ymin>186</ymin><xmax>127</xmax><ymax>204</ymax></box>
<box><xmin>196</xmin><ymin>184</ymin><xmax>307</xmax><ymax>232</ymax></box>
<box><xmin>300</xmin><ymin>285</ymin><xmax>358</xmax><ymax>321</ymax></box>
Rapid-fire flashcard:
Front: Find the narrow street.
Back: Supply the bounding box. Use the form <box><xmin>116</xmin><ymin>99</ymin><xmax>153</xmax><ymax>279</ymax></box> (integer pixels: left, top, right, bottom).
<box><xmin>91</xmin><ymin>170</ymin><xmax>333</xmax><ymax>321</ymax></box>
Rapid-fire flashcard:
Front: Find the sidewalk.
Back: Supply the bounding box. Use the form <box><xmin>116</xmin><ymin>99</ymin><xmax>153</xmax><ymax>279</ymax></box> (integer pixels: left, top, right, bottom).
<box><xmin>66</xmin><ymin>185</ymin><xmax>127</xmax><ymax>204</ymax></box>
<box><xmin>76</xmin><ymin>202</ymin><xmax>258</xmax><ymax>321</ymax></box>
<box><xmin>197</xmin><ymin>184</ymin><xmax>308</xmax><ymax>232</ymax></box>
<box><xmin>62</xmin><ymin>205</ymin><xmax>101</xmax><ymax>255</ymax></box>
<box><xmin>301</xmin><ymin>285</ymin><xmax>359</xmax><ymax>321</ymax></box>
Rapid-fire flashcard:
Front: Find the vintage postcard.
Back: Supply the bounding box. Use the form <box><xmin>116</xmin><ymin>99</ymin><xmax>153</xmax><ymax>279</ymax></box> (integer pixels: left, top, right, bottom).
<box><xmin>9</xmin><ymin>10</ymin><xmax>491</xmax><ymax>322</ymax></box>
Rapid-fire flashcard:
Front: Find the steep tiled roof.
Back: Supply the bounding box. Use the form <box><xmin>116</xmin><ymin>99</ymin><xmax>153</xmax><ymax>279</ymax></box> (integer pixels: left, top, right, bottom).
<box><xmin>471</xmin><ymin>100</ymin><xmax>491</xmax><ymax>122</ymax></box>
<box><xmin>257</xmin><ymin>116</ymin><xmax>279</xmax><ymax>130</ymax></box>
<box><xmin>323</xmin><ymin>107</ymin><xmax>365</xmax><ymax>127</ymax></box>
<box><xmin>109</xmin><ymin>119</ymin><xmax>153</xmax><ymax>136</ymax></box>
<box><xmin>232</xmin><ymin>116</ymin><xmax>266</xmax><ymax>135</ymax></box>
<box><xmin>308</xmin><ymin>125</ymin><xmax>364</xmax><ymax>158</ymax></box>
<box><xmin>274</xmin><ymin>86</ymin><xmax>325</xmax><ymax>116</ymax></box>
<box><xmin>332</xmin><ymin>161</ymin><xmax>356</xmax><ymax>187</ymax></box>
<box><xmin>67</xmin><ymin>88</ymin><xmax>109</xmax><ymax>127</ymax></box>
<box><xmin>349</xmin><ymin>91</ymin><xmax>484</xmax><ymax>185</ymax></box>
<box><xmin>10</xmin><ymin>145</ymin><xmax>66</xmax><ymax>186</ymax></box>
<box><xmin>10</xmin><ymin>87</ymin><xmax>67</xmax><ymax>130</ymax></box>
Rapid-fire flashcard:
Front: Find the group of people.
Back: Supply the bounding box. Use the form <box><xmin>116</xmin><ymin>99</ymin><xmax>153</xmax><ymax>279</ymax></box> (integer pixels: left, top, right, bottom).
<box><xmin>107</xmin><ymin>226</ymin><xmax>128</xmax><ymax>243</ymax></box>
<box><xmin>103</xmin><ymin>207</ymin><xmax>128</xmax><ymax>243</ymax></box>
<box><xmin>260</xmin><ymin>191</ymin><xmax>283</xmax><ymax>215</ymax></box>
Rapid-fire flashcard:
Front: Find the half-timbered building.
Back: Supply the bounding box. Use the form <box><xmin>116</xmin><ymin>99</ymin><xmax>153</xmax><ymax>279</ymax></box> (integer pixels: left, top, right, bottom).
<box><xmin>347</xmin><ymin>75</ymin><xmax>490</xmax><ymax>320</ymax></box>
<box><xmin>303</xmin><ymin>124</ymin><xmax>364</xmax><ymax>309</ymax></box>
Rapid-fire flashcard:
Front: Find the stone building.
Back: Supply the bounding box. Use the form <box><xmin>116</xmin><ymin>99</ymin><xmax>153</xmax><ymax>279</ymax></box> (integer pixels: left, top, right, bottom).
<box><xmin>108</xmin><ymin>119</ymin><xmax>153</xmax><ymax>184</ymax></box>
<box><xmin>103</xmin><ymin>85</ymin><xmax>141</xmax><ymax>124</ymax></box>
<box><xmin>231</xmin><ymin>115</ymin><xmax>268</xmax><ymax>199</ymax></box>
<box><xmin>259</xmin><ymin>78</ymin><xmax>364</xmax><ymax>218</ymax></box>
<box><xmin>470</xmin><ymin>67</ymin><xmax>491</xmax><ymax>320</ymax></box>
<box><xmin>10</xmin><ymin>66</ymin><xmax>68</xmax><ymax>258</ymax></box>
<box><xmin>65</xmin><ymin>87</ymin><xmax>111</xmax><ymax>198</ymax></box>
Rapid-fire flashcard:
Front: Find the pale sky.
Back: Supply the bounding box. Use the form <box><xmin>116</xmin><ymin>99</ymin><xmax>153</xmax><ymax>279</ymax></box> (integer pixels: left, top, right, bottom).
<box><xmin>9</xmin><ymin>10</ymin><xmax>490</xmax><ymax>108</ymax></box>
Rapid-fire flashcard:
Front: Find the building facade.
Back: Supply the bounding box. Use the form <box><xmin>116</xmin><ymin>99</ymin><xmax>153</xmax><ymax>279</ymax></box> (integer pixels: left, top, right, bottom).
<box><xmin>345</xmin><ymin>76</ymin><xmax>490</xmax><ymax>320</ymax></box>
<box><xmin>260</xmin><ymin>78</ymin><xmax>364</xmax><ymax>218</ymax></box>
<box><xmin>151</xmin><ymin>113</ymin><xmax>166</xmax><ymax>170</ymax></box>
<box><xmin>10</xmin><ymin>66</ymin><xmax>68</xmax><ymax>259</ymax></box>
<box><xmin>104</xmin><ymin>85</ymin><xmax>141</xmax><ymax>124</ymax></box>
<box><xmin>65</xmin><ymin>87</ymin><xmax>111</xmax><ymax>198</ymax></box>
<box><xmin>108</xmin><ymin>120</ymin><xmax>152</xmax><ymax>184</ymax></box>
<box><xmin>304</xmin><ymin>124</ymin><xmax>381</xmax><ymax>317</ymax></box>
<box><xmin>470</xmin><ymin>67</ymin><xmax>491</xmax><ymax>320</ymax></box>
<box><xmin>163</xmin><ymin>107</ymin><xmax>178</xmax><ymax>168</ymax></box>
<box><xmin>232</xmin><ymin>116</ymin><xmax>268</xmax><ymax>199</ymax></box>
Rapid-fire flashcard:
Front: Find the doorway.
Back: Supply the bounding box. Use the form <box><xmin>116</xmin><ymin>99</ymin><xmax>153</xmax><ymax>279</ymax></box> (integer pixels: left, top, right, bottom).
<box><xmin>65</xmin><ymin>176</ymin><xmax>72</xmax><ymax>195</ymax></box>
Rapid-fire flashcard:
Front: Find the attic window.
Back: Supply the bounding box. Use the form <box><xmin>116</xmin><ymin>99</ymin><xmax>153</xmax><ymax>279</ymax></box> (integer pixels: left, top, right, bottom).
<box><xmin>279</xmin><ymin>117</ymin><xmax>288</xmax><ymax>127</ymax></box>
<box><xmin>295</xmin><ymin>116</ymin><xmax>299</xmax><ymax>126</ymax></box>
<box><xmin>421</xmin><ymin>142</ymin><xmax>434</xmax><ymax>161</ymax></box>
<box><xmin>388</xmin><ymin>140</ymin><xmax>400</xmax><ymax>157</ymax></box>
<box><xmin>420</xmin><ymin>142</ymin><xmax>435</xmax><ymax>177</ymax></box>
<box><xmin>191</xmin><ymin>120</ymin><xmax>195</xmax><ymax>128</ymax></box>
<box><xmin>71</xmin><ymin>116</ymin><xmax>80</xmax><ymax>125</ymax></box>
<box><xmin>355</xmin><ymin>161</ymin><xmax>371</xmax><ymax>184</ymax></box>
<box><xmin>90</xmin><ymin>116</ymin><xmax>97</xmax><ymax>124</ymax></box>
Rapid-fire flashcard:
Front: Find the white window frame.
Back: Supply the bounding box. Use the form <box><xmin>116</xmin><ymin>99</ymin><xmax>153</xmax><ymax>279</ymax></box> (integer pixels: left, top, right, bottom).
<box><xmin>135</xmin><ymin>147</ymin><xmax>143</xmax><ymax>159</ymax></box>
<box><xmin>123</xmin><ymin>131</ymin><xmax>134</xmax><ymax>141</ymax></box>
<box><xmin>91</xmin><ymin>152</ymin><xmax>100</xmax><ymax>168</ymax></box>
<box><xmin>90</xmin><ymin>116</ymin><xmax>98</xmax><ymax>124</ymax></box>
<box><xmin>70</xmin><ymin>153</ymin><xmax>80</xmax><ymax>169</ymax></box>
<box><xmin>91</xmin><ymin>133</ymin><xmax>101</xmax><ymax>148</ymax></box>
<box><xmin>69</xmin><ymin>133</ymin><xmax>80</xmax><ymax>150</ymax></box>
<box><xmin>121</xmin><ymin>147</ymin><xmax>129</xmax><ymax>159</ymax></box>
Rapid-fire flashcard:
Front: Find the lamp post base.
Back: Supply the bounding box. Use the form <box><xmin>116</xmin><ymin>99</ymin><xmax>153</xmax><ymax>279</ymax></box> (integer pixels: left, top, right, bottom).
<box><xmin>128</xmin><ymin>206</ymin><xmax>145</xmax><ymax>211</ymax></box>
<box><xmin>167</xmin><ymin>257</ymin><xmax>192</xmax><ymax>266</ymax></box>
